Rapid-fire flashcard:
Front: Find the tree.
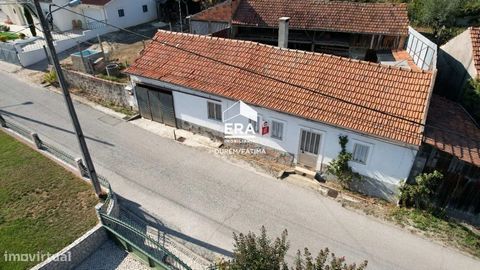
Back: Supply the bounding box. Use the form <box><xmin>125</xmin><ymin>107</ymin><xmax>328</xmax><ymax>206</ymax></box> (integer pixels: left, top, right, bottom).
<box><xmin>216</xmin><ymin>226</ymin><xmax>368</xmax><ymax>270</ymax></box>
<box><xmin>23</xmin><ymin>7</ymin><xmax>37</xmax><ymax>37</ymax></box>
<box><xmin>409</xmin><ymin>0</ymin><xmax>463</xmax><ymax>44</ymax></box>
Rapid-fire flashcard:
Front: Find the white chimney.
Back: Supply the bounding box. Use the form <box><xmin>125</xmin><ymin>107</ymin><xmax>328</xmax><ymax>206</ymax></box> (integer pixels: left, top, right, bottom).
<box><xmin>278</xmin><ymin>17</ymin><xmax>290</xmax><ymax>48</ymax></box>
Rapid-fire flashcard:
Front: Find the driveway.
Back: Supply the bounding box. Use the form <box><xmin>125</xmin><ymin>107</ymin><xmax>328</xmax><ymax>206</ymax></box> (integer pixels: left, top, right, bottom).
<box><xmin>0</xmin><ymin>70</ymin><xmax>479</xmax><ymax>270</ymax></box>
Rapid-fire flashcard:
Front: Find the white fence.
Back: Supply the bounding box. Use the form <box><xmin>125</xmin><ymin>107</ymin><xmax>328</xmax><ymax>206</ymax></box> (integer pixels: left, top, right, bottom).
<box><xmin>406</xmin><ymin>26</ymin><xmax>437</xmax><ymax>71</ymax></box>
<box><xmin>2</xmin><ymin>26</ymin><xmax>112</xmax><ymax>67</ymax></box>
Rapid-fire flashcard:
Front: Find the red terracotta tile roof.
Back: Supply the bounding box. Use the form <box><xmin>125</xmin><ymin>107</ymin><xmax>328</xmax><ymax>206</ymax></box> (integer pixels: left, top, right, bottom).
<box><xmin>190</xmin><ymin>0</ymin><xmax>236</xmax><ymax>22</ymax></box>
<box><xmin>392</xmin><ymin>50</ymin><xmax>421</xmax><ymax>72</ymax></box>
<box><xmin>471</xmin><ymin>27</ymin><xmax>480</xmax><ymax>75</ymax></box>
<box><xmin>232</xmin><ymin>0</ymin><xmax>409</xmax><ymax>36</ymax></box>
<box><xmin>126</xmin><ymin>31</ymin><xmax>435</xmax><ymax>146</ymax></box>
<box><xmin>424</xmin><ymin>96</ymin><xmax>480</xmax><ymax>166</ymax></box>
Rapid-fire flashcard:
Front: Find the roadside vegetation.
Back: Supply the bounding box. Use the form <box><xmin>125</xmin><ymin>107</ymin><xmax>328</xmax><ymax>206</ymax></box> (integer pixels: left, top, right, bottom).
<box><xmin>215</xmin><ymin>226</ymin><xmax>368</xmax><ymax>270</ymax></box>
<box><xmin>0</xmin><ymin>130</ymin><xmax>98</xmax><ymax>270</ymax></box>
<box><xmin>461</xmin><ymin>79</ymin><xmax>480</xmax><ymax>123</ymax></box>
<box><xmin>351</xmin><ymin>0</ymin><xmax>479</xmax><ymax>44</ymax></box>
<box><xmin>395</xmin><ymin>171</ymin><xmax>480</xmax><ymax>257</ymax></box>
<box><xmin>338</xmin><ymin>171</ymin><xmax>480</xmax><ymax>259</ymax></box>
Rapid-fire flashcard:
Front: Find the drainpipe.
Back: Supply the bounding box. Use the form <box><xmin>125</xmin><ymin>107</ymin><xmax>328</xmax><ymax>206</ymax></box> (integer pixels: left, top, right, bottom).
<box><xmin>278</xmin><ymin>17</ymin><xmax>290</xmax><ymax>48</ymax></box>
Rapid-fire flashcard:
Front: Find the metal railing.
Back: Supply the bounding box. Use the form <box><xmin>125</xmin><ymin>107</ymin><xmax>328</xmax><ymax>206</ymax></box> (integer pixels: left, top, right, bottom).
<box><xmin>0</xmin><ymin>114</ymin><xmax>192</xmax><ymax>270</ymax></box>
<box><xmin>100</xmin><ymin>213</ymin><xmax>191</xmax><ymax>270</ymax></box>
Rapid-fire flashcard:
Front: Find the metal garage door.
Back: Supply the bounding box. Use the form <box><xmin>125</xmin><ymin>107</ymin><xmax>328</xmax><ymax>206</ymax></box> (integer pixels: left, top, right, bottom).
<box><xmin>136</xmin><ymin>85</ymin><xmax>176</xmax><ymax>127</ymax></box>
<box><xmin>136</xmin><ymin>86</ymin><xmax>152</xmax><ymax>120</ymax></box>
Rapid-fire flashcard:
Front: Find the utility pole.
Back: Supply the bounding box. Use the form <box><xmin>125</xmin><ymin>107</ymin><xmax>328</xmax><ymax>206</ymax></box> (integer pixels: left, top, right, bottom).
<box><xmin>178</xmin><ymin>0</ymin><xmax>183</xmax><ymax>32</ymax></box>
<box><xmin>33</xmin><ymin>0</ymin><xmax>103</xmax><ymax>197</ymax></box>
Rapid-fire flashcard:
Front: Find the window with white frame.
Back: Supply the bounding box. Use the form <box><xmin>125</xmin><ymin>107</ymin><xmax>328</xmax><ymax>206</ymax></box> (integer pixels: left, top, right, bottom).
<box><xmin>271</xmin><ymin>120</ymin><xmax>284</xmax><ymax>140</ymax></box>
<box><xmin>352</xmin><ymin>143</ymin><xmax>370</xmax><ymax>164</ymax></box>
<box><xmin>207</xmin><ymin>102</ymin><xmax>222</xmax><ymax>121</ymax></box>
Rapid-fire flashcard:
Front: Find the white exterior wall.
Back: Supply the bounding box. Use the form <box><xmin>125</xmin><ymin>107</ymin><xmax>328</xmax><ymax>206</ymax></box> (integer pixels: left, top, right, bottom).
<box><xmin>441</xmin><ymin>28</ymin><xmax>477</xmax><ymax>79</ymax></box>
<box><xmin>131</xmin><ymin>76</ymin><xmax>418</xmax><ymax>189</ymax></box>
<box><xmin>104</xmin><ymin>0</ymin><xmax>157</xmax><ymax>29</ymax></box>
<box><xmin>81</xmin><ymin>5</ymin><xmax>107</xmax><ymax>30</ymax></box>
<box><xmin>45</xmin><ymin>0</ymin><xmax>85</xmax><ymax>32</ymax></box>
<box><xmin>2</xmin><ymin>4</ymin><xmax>26</xmax><ymax>26</ymax></box>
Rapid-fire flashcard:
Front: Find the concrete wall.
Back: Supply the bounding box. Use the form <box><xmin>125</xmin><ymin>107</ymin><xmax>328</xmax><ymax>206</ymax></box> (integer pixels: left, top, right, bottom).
<box><xmin>437</xmin><ymin>28</ymin><xmax>476</xmax><ymax>99</ymax></box>
<box><xmin>17</xmin><ymin>27</ymin><xmax>111</xmax><ymax>67</ymax></box>
<box><xmin>131</xmin><ymin>76</ymin><xmax>418</xmax><ymax>199</ymax></box>
<box><xmin>104</xmin><ymin>0</ymin><xmax>157</xmax><ymax>29</ymax></box>
<box><xmin>31</xmin><ymin>224</ymin><xmax>107</xmax><ymax>270</ymax></box>
<box><xmin>64</xmin><ymin>69</ymin><xmax>136</xmax><ymax>109</ymax></box>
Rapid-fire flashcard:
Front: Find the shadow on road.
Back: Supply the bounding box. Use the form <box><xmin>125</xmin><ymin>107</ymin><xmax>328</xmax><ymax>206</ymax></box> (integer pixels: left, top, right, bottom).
<box><xmin>0</xmin><ymin>109</ymin><xmax>115</xmax><ymax>147</ymax></box>
<box><xmin>117</xmin><ymin>195</ymin><xmax>233</xmax><ymax>260</ymax></box>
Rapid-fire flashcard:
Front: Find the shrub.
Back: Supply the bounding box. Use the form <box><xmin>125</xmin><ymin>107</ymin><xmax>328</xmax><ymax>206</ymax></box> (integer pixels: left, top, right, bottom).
<box><xmin>217</xmin><ymin>226</ymin><xmax>367</xmax><ymax>270</ymax></box>
<box><xmin>399</xmin><ymin>171</ymin><xmax>444</xmax><ymax>210</ymax></box>
<box><xmin>0</xmin><ymin>36</ymin><xmax>7</xmax><ymax>42</ymax></box>
<box><xmin>462</xmin><ymin>79</ymin><xmax>480</xmax><ymax>122</ymax></box>
<box><xmin>0</xmin><ymin>25</ymin><xmax>10</xmax><ymax>32</ymax></box>
<box><xmin>18</xmin><ymin>33</ymin><xmax>26</xmax><ymax>39</ymax></box>
<box><xmin>43</xmin><ymin>69</ymin><xmax>58</xmax><ymax>85</ymax></box>
<box><xmin>326</xmin><ymin>135</ymin><xmax>359</xmax><ymax>188</ymax></box>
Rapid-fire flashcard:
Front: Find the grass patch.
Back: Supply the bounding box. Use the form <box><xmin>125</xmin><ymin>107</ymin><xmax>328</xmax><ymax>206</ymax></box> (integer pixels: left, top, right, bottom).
<box><xmin>0</xmin><ymin>32</ymin><xmax>19</xmax><ymax>41</ymax></box>
<box><xmin>0</xmin><ymin>130</ymin><xmax>98</xmax><ymax>270</ymax></box>
<box><xmin>389</xmin><ymin>208</ymin><xmax>480</xmax><ymax>258</ymax></box>
<box><xmin>97</xmin><ymin>100</ymin><xmax>136</xmax><ymax>117</ymax></box>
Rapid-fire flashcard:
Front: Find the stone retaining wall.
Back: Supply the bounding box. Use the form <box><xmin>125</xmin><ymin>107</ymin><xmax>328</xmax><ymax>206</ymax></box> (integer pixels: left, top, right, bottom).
<box><xmin>31</xmin><ymin>224</ymin><xmax>108</xmax><ymax>270</ymax></box>
<box><xmin>62</xmin><ymin>69</ymin><xmax>137</xmax><ymax>110</ymax></box>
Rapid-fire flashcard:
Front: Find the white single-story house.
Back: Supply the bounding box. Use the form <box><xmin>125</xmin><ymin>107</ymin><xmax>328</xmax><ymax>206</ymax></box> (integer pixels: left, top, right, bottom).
<box><xmin>125</xmin><ymin>31</ymin><xmax>436</xmax><ymax>200</ymax></box>
<box><xmin>2</xmin><ymin>0</ymin><xmax>159</xmax><ymax>32</ymax></box>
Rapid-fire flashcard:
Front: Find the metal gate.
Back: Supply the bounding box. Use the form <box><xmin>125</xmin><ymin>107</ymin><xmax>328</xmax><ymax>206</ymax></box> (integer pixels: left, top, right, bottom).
<box><xmin>136</xmin><ymin>85</ymin><xmax>176</xmax><ymax>127</ymax></box>
<box><xmin>298</xmin><ymin>129</ymin><xmax>322</xmax><ymax>169</ymax></box>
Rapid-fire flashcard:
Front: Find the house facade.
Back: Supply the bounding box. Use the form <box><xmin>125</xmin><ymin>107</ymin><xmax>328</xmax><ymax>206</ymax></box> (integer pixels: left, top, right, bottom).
<box><xmin>189</xmin><ymin>0</ymin><xmax>409</xmax><ymax>61</ymax></box>
<box><xmin>3</xmin><ymin>0</ymin><xmax>159</xmax><ymax>32</ymax></box>
<box><xmin>125</xmin><ymin>31</ymin><xmax>435</xmax><ymax>201</ymax></box>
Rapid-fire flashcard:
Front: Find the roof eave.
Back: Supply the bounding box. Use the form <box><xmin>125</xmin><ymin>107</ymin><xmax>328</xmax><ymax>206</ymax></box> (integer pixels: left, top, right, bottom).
<box><xmin>126</xmin><ymin>72</ymin><xmax>422</xmax><ymax>149</ymax></box>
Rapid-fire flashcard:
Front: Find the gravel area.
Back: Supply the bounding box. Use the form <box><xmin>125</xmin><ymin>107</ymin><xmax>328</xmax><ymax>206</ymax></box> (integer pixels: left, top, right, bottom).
<box><xmin>75</xmin><ymin>239</ymin><xmax>149</xmax><ymax>270</ymax></box>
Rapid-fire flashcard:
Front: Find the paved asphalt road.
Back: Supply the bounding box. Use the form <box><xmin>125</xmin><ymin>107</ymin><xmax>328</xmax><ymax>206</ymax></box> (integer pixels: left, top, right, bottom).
<box><xmin>1</xmin><ymin>70</ymin><xmax>479</xmax><ymax>270</ymax></box>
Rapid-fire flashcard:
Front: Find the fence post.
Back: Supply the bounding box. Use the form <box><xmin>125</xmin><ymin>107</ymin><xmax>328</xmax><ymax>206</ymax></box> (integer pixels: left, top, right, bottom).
<box><xmin>95</xmin><ymin>203</ymin><xmax>104</xmax><ymax>223</ymax></box>
<box><xmin>30</xmin><ymin>132</ymin><xmax>42</xmax><ymax>149</ymax></box>
<box><xmin>42</xmin><ymin>45</ymin><xmax>51</xmax><ymax>65</ymax></box>
<box><xmin>0</xmin><ymin>114</ymin><xmax>6</xmax><ymax>127</ymax></box>
<box><xmin>75</xmin><ymin>157</ymin><xmax>86</xmax><ymax>177</ymax></box>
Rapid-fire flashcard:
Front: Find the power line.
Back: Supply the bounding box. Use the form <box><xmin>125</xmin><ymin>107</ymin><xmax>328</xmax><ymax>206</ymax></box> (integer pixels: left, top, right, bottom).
<box><xmin>30</xmin><ymin>4</ymin><xmax>480</xmax><ymax>149</ymax></box>
<box><xmin>51</xmin><ymin>4</ymin><xmax>426</xmax><ymax>126</ymax></box>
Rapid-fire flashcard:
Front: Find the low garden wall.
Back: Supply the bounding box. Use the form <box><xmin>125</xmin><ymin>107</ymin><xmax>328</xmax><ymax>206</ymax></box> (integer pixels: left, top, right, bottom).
<box><xmin>31</xmin><ymin>225</ymin><xmax>108</xmax><ymax>270</ymax></box>
<box><xmin>62</xmin><ymin>68</ymin><xmax>137</xmax><ymax>110</ymax></box>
